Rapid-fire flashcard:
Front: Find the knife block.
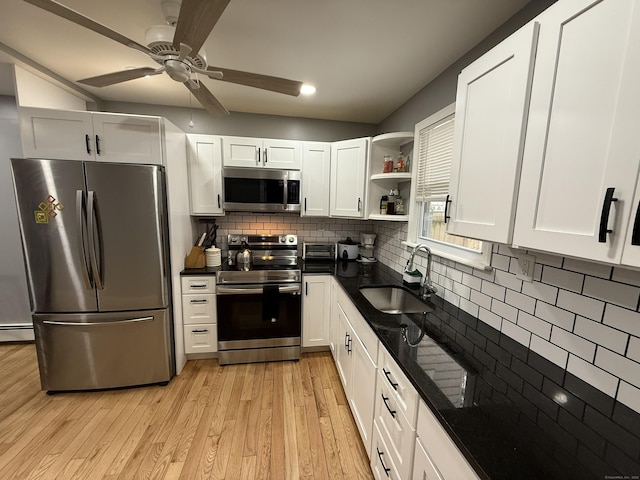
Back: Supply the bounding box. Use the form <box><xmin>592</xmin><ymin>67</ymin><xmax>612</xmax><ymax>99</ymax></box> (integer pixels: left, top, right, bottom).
<box><xmin>185</xmin><ymin>246</ymin><xmax>205</xmax><ymax>268</ymax></box>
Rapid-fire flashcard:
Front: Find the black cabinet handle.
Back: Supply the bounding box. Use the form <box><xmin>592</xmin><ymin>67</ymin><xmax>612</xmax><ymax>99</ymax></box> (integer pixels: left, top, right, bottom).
<box><xmin>190</xmin><ymin>299</ymin><xmax>208</xmax><ymax>304</ymax></box>
<box><xmin>85</xmin><ymin>134</ymin><xmax>91</xmax><ymax>154</ymax></box>
<box><xmin>305</xmin><ymin>281</ymin><xmax>308</xmax><ymax>296</ymax></box>
<box><xmin>257</xmin><ymin>148</ymin><xmax>261</xmax><ymax>165</ymax></box>
<box><xmin>598</xmin><ymin>187</ymin><xmax>618</xmax><ymax>243</ymax></box>
<box><xmin>344</xmin><ymin>332</ymin><xmax>349</xmax><ymax>349</ymax></box>
<box><xmin>191</xmin><ymin>329</ymin><xmax>209</xmax><ymax>333</ymax></box>
<box><xmin>357</xmin><ymin>197</ymin><xmax>361</xmax><ymax>212</ymax></box>
<box><xmin>95</xmin><ymin>135</ymin><xmax>101</xmax><ymax>155</ymax></box>
<box><xmin>381</xmin><ymin>394</ymin><xmax>396</xmax><ymax>418</ymax></box>
<box><xmin>376</xmin><ymin>448</ymin><xmax>391</xmax><ymax>477</ymax></box>
<box><xmin>264</xmin><ymin>148</ymin><xmax>268</xmax><ymax>164</ymax></box>
<box><xmin>444</xmin><ymin>194</ymin><xmax>452</xmax><ymax>223</ymax></box>
<box><xmin>304</xmin><ymin>198</ymin><xmax>307</xmax><ymax>212</ymax></box>
<box><xmin>217</xmin><ymin>194</ymin><xmax>221</xmax><ymax>209</ymax></box>
<box><xmin>632</xmin><ymin>200</ymin><xmax>640</xmax><ymax>246</ymax></box>
<box><xmin>347</xmin><ymin>337</ymin><xmax>352</xmax><ymax>355</ymax></box>
<box><xmin>383</xmin><ymin>368</ymin><xmax>398</xmax><ymax>391</ymax></box>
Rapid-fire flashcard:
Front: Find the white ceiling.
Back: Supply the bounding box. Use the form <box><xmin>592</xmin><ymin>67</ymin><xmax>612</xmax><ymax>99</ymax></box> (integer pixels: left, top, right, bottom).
<box><xmin>0</xmin><ymin>0</ymin><xmax>530</xmax><ymax>123</ymax></box>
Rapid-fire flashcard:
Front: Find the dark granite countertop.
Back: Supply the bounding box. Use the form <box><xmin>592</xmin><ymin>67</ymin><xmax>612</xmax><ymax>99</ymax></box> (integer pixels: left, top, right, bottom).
<box><xmin>181</xmin><ymin>260</ymin><xmax>640</xmax><ymax>479</ymax></box>
<box><xmin>331</xmin><ymin>261</ymin><xmax>640</xmax><ymax>480</ymax></box>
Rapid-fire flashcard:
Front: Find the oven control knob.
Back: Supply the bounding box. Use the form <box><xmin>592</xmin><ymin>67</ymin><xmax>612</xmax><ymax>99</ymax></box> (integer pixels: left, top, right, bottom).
<box><xmin>230</xmin><ymin>235</ymin><xmax>238</xmax><ymax>243</ymax></box>
<box><xmin>288</xmin><ymin>237</ymin><xmax>294</xmax><ymax>243</ymax></box>
<box><xmin>279</xmin><ymin>236</ymin><xmax>286</xmax><ymax>243</ymax></box>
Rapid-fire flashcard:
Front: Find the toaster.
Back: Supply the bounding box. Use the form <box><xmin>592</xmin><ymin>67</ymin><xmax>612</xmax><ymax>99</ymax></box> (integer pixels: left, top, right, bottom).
<box><xmin>302</xmin><ymin>242</ymin><xmax>336</xmax><ymax>260</ymax></box>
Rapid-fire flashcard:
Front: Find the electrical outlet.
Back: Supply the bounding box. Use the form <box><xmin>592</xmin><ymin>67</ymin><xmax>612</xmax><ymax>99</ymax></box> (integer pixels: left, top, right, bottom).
<box><xmin>515</xmin><ymin>253</ymin><xmax>535</xmax><ymax>282</ymax></box>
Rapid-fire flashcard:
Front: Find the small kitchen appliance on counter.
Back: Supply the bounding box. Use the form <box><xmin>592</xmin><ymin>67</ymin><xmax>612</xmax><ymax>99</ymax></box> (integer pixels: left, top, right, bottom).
<box><xmin>337</xmin><ymin>237</ymin><xmax>360</xmax><ymax>261</ymax></box>
<box><xmin>217</xmin><ymin>234</ymin><xmax>301</xmax><ymax>365</ymax></box>
<box><xmin>302</xmin><ymin>242</ymin><xmax>336</xmax><ymax>261</ymax></box>
<box><xmin>358</xmin><ymin>233</ymin><xmax>377</xmax><ymax>263</ymax></box>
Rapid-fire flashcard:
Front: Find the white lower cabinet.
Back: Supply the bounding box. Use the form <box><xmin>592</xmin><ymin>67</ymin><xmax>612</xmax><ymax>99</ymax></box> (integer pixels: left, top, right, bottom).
<box><xmin>372</xmin><ymin>421</ymin><xmax>402</xmax><ymax>480</ymax></box>
<box><xmin>302</xmin><ymin>274</ymin><xmax>331</xmax><ymax>347</ymax></box>
<box><xmin>414</xmin><ymin>400</ymin><xmax>479</xmax><ymax>480</ymax></box>
<box><xmin>181</xmin><ymin>276</ymin><xmax>217</xmax><ymax>354</ymax></box>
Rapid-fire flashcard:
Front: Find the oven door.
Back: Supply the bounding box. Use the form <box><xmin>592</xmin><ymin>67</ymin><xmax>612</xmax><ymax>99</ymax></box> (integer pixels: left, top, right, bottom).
<box><xmin>216</xmin><ymin>283</ymin><xmax>301</xmax><ymax>347</ymax></box>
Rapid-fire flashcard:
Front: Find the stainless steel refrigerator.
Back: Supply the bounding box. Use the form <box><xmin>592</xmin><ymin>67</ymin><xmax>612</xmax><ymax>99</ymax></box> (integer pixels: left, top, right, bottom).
<box><xmin>11</xmin><ymin>158</ymin><xmax>174</xmax><ymax>392</ymax></box>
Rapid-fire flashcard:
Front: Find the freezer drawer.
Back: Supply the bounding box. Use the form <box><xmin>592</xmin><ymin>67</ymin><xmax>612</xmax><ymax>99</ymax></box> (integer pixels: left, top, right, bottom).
<box><xmin>33</xmin><ymin>309</ymin><xmax>173</xmax><ymax>391</ymax></box>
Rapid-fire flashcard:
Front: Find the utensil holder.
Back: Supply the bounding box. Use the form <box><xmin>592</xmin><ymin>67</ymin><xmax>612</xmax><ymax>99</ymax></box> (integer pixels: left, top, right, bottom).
<box><xmin>185</xmin><ymin>246</ymin><xmax>205</xmax><ymax>268</ymax></box>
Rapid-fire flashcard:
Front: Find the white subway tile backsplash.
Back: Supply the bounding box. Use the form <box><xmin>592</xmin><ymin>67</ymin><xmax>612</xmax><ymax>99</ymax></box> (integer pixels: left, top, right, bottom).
<box><xmin>557</xmin><ymin>290</ymin><xmax>605</xmax><ymax>322</ymax></box>
<box><xmin>595</xmin><ymin>347</ymin><xmax>640</xmax><ymax>389</ymax></box>
<box><xmin>567</xmin><ymin>355</ymin><xmax>619</xmax><ymax>397</ymax></box>
<box><xmin>444</xmin><ymin>289</ymin><xmax>461</xmax><ymax>307</ymax></box>
<box><xmin>505</xmin><ymin>290</ymin><xmax>536</xmax><ymax>314</ymax></box>
<box><xmin>533</xmin><ymin>252</ymin><xmax>564</xmax><ymax>268</ymax></box>
<box><xmin>530</xmin><ymin>335</ymin><xmax>569</xmax><ymax>368</ymax></box>
<box><xmin>550</xmin><ymin>327</ymin><xmax>596</xmax><ymax>362</ymax></box>
<box><xmin>582</xmin><ymin>276</ymin><xmax>640</xmax><ymax>310</ymax></box>
<box><xmin>517</xmin><ymin>312</ymin><xmax>552</xmax><ymax>340</ymax></box>
<box><xmin>521</xmin><ymin>281</ymin><xmax>558</xmax><ymax>305</ymax></box>
<box><xmin>447</xmin><ymin>267</ymin><xmax>463</xmax><ymax>284</ymax></box>
<box><xmin>491</xmin><ymin>253</ymin><xmax>511</xmax><ymax>272</ymax></box>
<box><xmin>459</xmin><ymin>297</ymin><xmax>479</xmax><ymax>318</ymax></box>
<box><xmin>501</xmin><ymin>320</ymin><xmax>531</xmax><ymax>347</ymax></box>
<box><xmin>563</xmin><ymin>258</ymin><xmax>612</xmax><ymax>279</ymax></box>
<box><xmin>494</xmin><ymin>270</ymin><xmax>523</xmax><ymax>292</ymax></box>
<box><xmin>479</xmin><ymin>308</ymin><xmax>502</xmax><ymax>330</ymax></box>
<box><xmin>573</xmin><ymin>316</ymin><xmax>628</xmax><ymax>355</ymax></box>
<box><xmin>603</xmin><ymin>305</ymin><xmax>640</xmax><ymax>337</ymax></box>
<box><xmin>535</xmin><ymin>301</ymin><xmax>575</xmax><ymax>331</ymax></box>
<box><xmin>473</xmin><ymin>267</ymin><xmax>496</xmax><ymax>282</ymax></box>
<box><xmin>541</xmin><ymin>266</ymin><xmax>584</xmax><ymax>293</ymax></box>
<box><xmin>627</xmin><ymin>336</ymin><xmax>640</xmax><ymax>363</ymax></box>
<box><xmin>452</xmin><ymin>281</ymin><xmax>471</xmax><ymax>300</ymax></box>
<box><xmin>533</xmin><ymin>263</ymin><xmax>543</xmax><ymax>282</ymax></box>
<box><xmin>481</xmin><ymin>280</ymin><xmax>506</xmax><ymax>301</ymax></box>
<box><xmin>612</xmin><ymin>267</ymin><xmax>640</xmax><ymax>288</ymax></box>
<box><xmin>462</xmin><ymin>273</ymin><xmax>482</xmax><ymax>291</ymax></box>
<box><xmin>617</xmin><ymin>381</ymin><xmax>640</xmax><ymax>414</ymax></box>
<box><xmin>470</xmin><ymin>290</ymin><xmax>492</xmax><ymax>310</ymax></box>
<box><xmin>491</xmin><ymin>299</ymin><xmax>518</xmax><ymax>323</ymax></box>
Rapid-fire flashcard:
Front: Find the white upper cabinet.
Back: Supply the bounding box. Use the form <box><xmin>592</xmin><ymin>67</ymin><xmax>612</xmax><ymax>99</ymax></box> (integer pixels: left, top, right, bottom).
<box><xmin>301</xmin><ymin>142</ymin><xmax>331</xmax><ymax>216</ymax></box>
<box><xmin>330</xmin><ymin>137</ymin><xmax>369</xmax><ymax>218</ymax></box>
<box><xmin>447</xmin><ymin>21</ymin><xmax>539</xmax><ymax>244</ymax></box>
<box><xmin>186</xmin><ymin>134</ymin><xmax>224</xmax><ymax>216</ymax></box>
<box><xmin>20</xmin><ymin>107</ymin><xmax>162</xmax><ymax>164</ymax></box>
<box><xmin>512</xmin><ymin>0</ymin><xmax>640</xmax><ymax>265</ymax></box>
<box><xmin>222</xmin><ymin>136</ymin><xmax>302</xmax><ymax>170</ymax></box>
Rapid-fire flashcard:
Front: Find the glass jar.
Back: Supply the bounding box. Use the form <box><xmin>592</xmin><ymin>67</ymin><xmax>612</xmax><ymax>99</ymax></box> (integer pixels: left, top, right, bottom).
<box><xmin>380</xmin><ymin>195</ymin><xmax>388</xmax><ymax>214</ymax></box>
<box><xmin>395</xmin><ymin>195</ymin><xmax>405</xmax><ymax>215</ymax></box>
<box><xmin>396</xmin><ymin>154</ymin><xmax>405</xmax><ymax>172</ymax></box>
<box><xmin>383</xmin><ymin>156</ymin><xmax>393</xmax><ymax>173</ymax></box>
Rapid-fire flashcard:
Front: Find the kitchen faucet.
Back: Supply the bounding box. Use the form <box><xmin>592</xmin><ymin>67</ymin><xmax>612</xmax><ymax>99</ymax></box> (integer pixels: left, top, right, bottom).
<box><xmin>405</xmin><ymin>244</ymin><xmax>438</xmax><ymax>300</ymax></box>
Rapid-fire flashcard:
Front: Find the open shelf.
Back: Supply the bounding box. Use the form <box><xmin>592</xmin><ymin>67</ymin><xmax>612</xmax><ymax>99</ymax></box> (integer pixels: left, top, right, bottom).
<box><xmin>370</xmin><ymin>172</ymin><xmax>412</xmax><ymax>181</ymax></box>
<box><xmin>368</xmin><ymin>214</ymin><xmax>409</xmax><ymax>222</ymax></box>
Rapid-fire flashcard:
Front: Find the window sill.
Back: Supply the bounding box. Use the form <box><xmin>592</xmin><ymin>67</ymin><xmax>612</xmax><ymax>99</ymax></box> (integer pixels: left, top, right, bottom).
<box><xmin>401</xmin><ymin>240</ymin><xmax>493</xmax><ymax>271</ymax></box>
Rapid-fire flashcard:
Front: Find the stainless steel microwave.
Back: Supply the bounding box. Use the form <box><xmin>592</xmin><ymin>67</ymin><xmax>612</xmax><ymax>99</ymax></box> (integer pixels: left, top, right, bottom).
<box><xmin>223</xmin><ymin>167</ymin><xmax>301</xmax><ymax>212</ymax></box>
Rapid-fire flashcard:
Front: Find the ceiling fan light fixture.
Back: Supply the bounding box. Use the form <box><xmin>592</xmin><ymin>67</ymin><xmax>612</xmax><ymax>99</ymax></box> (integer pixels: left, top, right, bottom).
<box><xmin>300</xmin><ymin>84</ymin><xmax>316</xmax><ymax>95</ymax></box>
<box><xmin>165</xmin><ymin>59</ymin><xmax>191</xmax><ymax>82</ymax></box>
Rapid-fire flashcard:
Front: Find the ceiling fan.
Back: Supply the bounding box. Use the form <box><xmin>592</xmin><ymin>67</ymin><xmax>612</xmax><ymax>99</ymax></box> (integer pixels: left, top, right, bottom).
<box><xmin>23</xmin><ymin>0</ymin><xmax>304</xmax><ymax>116</ymax></box>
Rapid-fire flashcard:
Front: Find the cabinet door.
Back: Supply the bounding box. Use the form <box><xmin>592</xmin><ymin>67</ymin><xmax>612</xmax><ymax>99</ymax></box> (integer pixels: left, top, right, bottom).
<box><xmin>330</xmin><ymin>138</ymin><xmax>368</xmax><ymax>218</ymax></box>
<box><xmin>329</xmin><ymin>279</ymin><xmax>339</xmax><ymax>359</ymax></box>
<box><xmin>19</xmin><ymin>107</ymin><xmax>94</xmax><ymax>161</ymax></box>
<box><xmin>222</xmin><ymin>136</ymin><xmax>262</xmax><ymax>168</ymax></box>
<box><xmin>302</xmin><ymin>275</ymin><xmax>331</xmax><ymax>347</ymax></box>
<box><xmin>447</xmin><ymin>22</ymin><xmax>539</xmax><ymax>244</ymax></box>
<box><xmin>350</xmin><ymin>331</ymin><xmax>377</xmax><ymax>457</ymax></box>
<box><xmin>301</xmin><ymin>142</ymin><xmax>331</xmax><ymax>216</ymax></box>
<box><xmin>513</xmin><ymin>0</ymin><xmax>640</xmax><ymax>263</ymax></box>
<box><xmin>263</xmin><ymin>139</ymin><xmax>302</xmax><ymax>170</ymax></box>
<box><xmin>92</xmin><ymin>114</ymin><xmax>162</xmax><ymax>164</ymax></box>
<box><xmin>335</xmin><ymin>303</ymin><xmax>353</xmax><ymax>392</ymax></box>
<box><xmin>186</xmin><ymin>134</ymin><xmax>224</xmax><ymax>215</ymax></box>
<box><xmin>412</xmin><ymin>438</ymin><xmax>443</xmax><ymax>480</ymax></box>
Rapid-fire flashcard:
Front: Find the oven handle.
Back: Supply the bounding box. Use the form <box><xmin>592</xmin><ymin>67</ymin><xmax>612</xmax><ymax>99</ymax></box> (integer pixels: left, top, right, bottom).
<box><xmin>217</xmin><ymin>285</ymin><xmax>301</xmax><ymax>295</ymax></box>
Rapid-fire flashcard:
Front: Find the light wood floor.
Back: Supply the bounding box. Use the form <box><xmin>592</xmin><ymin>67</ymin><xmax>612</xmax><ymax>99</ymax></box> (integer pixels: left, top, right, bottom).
<box><xmin>0</xmin><ymin>343</ymin><xmax>373</xmax><ymax>480</ymax></box>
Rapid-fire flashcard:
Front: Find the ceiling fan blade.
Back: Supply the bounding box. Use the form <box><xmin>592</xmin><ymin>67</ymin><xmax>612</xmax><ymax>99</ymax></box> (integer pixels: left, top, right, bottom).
<box><xmin>24</xmin><ymin>0</ymin><xmax>152</xmax><ymax>54</ymax></box>
<box><xmin>173</xmin><ymin>0</ymin><xmax>230</xmax><ymax>55</ymax></box>
<box><xmin>77</xmin><ymin>68</ymin><xmax>161</xmax><ymax>87</ymax></box>
<box><xmin>206</xmin><ymin>67</ymin><xmax>302</xmax><ymax>96</ymax></box>
<box><xmin>185</xmin><ymin>81</ymin><xmax>229</xmax><ymax>117</ymax></box>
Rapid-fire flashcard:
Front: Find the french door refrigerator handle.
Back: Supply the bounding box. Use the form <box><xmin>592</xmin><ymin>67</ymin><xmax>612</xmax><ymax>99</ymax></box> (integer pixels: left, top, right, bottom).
<box><xmin>75</xmin><ymin>190</ymin><xmax>93</xmax><ymax>289</ymax></box>
<box><xmin>87</xmin><ymin>190</ymin><xmax>104</xmax><ymax>290</ymax></box>
<box><xmin>43</xmin><ymin>316</ymin><xmax>154</xmax><ymax>327</ymax></box>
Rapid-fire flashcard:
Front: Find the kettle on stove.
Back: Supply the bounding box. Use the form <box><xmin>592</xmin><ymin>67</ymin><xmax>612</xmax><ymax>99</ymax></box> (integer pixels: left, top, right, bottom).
<box><xmin>235</xmin><ymin>241</ymin><xmax>253</xmax><ymax>271</ymax></box>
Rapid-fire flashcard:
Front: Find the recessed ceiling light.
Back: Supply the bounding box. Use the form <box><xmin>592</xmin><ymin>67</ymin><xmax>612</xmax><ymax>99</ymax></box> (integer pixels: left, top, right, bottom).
<box><xmin>300</xmin><ymin>84</ymin><xmax>316</xmax><ymax>95</ymax></box>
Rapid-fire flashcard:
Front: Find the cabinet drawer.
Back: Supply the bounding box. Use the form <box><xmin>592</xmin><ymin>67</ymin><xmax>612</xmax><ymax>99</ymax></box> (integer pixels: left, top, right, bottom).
<box><xmin>181</xmin><ymin>276</ymin><xmax>215</xmax><ymax>294</ymax></box>
<box><xmin>374</xmin><ymin>372</ymin><xmax>416</xmax><ymax>480</ymax></box>
<box><xmin>182</xmin><ymin>294</ymin><xmax>216</xmax><ymax>325</ymax></box>
<box><xmin>412</xmin><ymin>437</ymin><xmax>444</xmax><ymax>480</ymax></box>
<box><xmin>184</xmin><ymin>323</ymin><xmax>217</xmax><ymax>354</ymax></box>
<box><xmin>416</xmin><ymin>400</ymin><xmax>479</xmax><ymax>480</ymax></box>
<box><xmin>378</xmin><ymin>347</ymin><xmax>419</xmax><ymax>425</ymax></box>
<box><xmin>371</xmin><ymin>421</ymin><xmax>402</xmax><ymax>480</ymax></box>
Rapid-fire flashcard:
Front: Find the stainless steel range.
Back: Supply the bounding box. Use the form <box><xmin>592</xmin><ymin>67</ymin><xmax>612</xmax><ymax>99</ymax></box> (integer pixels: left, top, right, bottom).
<box><xmin>216</xmin><ymin>234</ymin><xmax>301</xmax><ymax>365</ymax></box>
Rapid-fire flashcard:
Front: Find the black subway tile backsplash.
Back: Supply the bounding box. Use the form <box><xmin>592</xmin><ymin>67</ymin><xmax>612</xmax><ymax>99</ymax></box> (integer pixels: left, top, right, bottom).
<box><xmin>512</xmin><ymin>357</ymin><xmax>544</xmax><ymax>390</ymax></box>
<box><xmin>542</xmin><ymin>377</ymin><xmax>585</xmax><ymax>419</ymax></box>
<box><xmin>564</xmin><ymin>373</ymin><xmax>615</xmax><ymax>418</ymax></box>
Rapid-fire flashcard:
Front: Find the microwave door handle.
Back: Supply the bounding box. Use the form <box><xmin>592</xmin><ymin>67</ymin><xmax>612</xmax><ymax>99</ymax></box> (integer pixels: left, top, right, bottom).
<box><xmin>283</xmin><ymin>173</ymin><xmax>288</xmax><ymax>209</ymax></box>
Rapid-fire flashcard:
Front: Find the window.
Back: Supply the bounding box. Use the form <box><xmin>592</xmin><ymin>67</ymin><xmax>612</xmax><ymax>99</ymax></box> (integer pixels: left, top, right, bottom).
<box><xmin>407</xmin><ymin>104</ymin><xmax>491</xmax><ymax>267</ymax></box>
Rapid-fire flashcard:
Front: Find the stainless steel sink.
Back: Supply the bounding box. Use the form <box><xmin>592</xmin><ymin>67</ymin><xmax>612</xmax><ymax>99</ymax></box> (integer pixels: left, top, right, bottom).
<box><xmin>359</xmin><ymin>285</ymin><xmax>433</xmax><ymax>314</ymax></box>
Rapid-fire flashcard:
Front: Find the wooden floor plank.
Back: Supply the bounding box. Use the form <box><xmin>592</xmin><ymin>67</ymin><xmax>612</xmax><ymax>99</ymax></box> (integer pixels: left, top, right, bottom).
<box><xmin>0</xmin><ymin>344</ymin><xmax>372</xmax><ymax>480</ymax></box>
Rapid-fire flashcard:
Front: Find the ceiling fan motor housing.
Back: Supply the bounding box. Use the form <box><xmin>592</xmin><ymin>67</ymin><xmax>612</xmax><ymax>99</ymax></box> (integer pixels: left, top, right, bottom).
<box><xmin>144</xmin><ymin>25</ymin><xmax>207</xmax><ymax>69</ymax></box>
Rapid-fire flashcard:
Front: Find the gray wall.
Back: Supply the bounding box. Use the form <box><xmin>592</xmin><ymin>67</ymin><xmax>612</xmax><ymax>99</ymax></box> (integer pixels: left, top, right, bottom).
<box><xmin>377</xmin><ymin>0</ymin><xmax>557</xmax><ymax>133</ymax></box>
<box><xmin>100</xmin><ymin>101</ymin><xmax>377</xmax><ymax>142</ymax></box>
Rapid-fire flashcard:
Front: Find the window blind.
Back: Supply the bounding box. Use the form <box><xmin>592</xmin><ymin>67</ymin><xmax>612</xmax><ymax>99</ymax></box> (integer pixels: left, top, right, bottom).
<box><xmin>415</xmin><ymin>115</ymin><xmax>455</xmax><ymax>201</ymax></box>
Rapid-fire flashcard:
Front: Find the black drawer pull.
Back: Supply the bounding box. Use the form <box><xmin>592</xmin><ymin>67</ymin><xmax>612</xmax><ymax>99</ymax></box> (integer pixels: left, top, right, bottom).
<box><xmin>85</xmin><ymin>134</ymin><xmax>91</xmax><ymax>154</ymax></box>
<box><xmin>383</xmin><ymin>368</ymin><xmax>398</xmax><ymax>391</ymax></box>
<box><xmin>381</xmin><ymin>394</ymin><xmax>396</xmax><ymax>418</ymax></box>
<box><xmin>444</xmin><ymin>194</ymin><xmax>451</xmax><ymax>223</ymax></box>
<box><xmin>191</xmin><ymin>329</ymin><xmax>209</xmax><ymax>333</ymax></box>
<box><xmin>376</xmin><ymin>448</ymin><xmax>391</xmax><ymax>477</ymax></box>
<box><xmin>95</xmin><ymin>135</ymin><xmax>101</xmax><ymax>155</ymax></box>
<box><xmin>598</xmin><ymin>187</ymin><xmax>618</xmax><ymax>243</ymax></box>
<box><xmin>190</xmin><ymin>299</ymin><xmax>208</xmax><ymax>304</ymax></box>
<box><xmin>190</xmin><ymin>284</ymin><xmax>208</xmax><ymax>288</ymax></box>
